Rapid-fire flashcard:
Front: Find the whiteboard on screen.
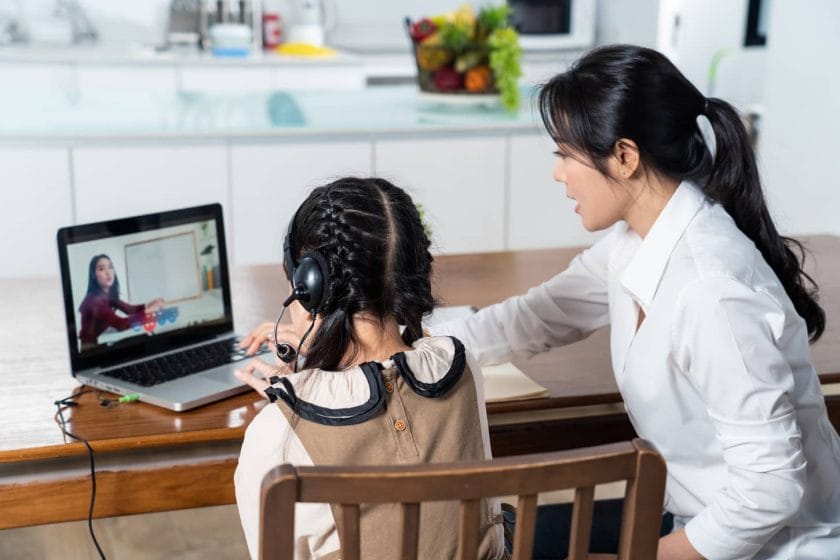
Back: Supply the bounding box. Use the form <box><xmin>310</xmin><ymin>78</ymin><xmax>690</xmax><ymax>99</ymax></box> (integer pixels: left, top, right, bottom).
<box><xmin>125</xmin><ymin>232</ymin><xmax>200</xmax><ymax>304</ymax></box>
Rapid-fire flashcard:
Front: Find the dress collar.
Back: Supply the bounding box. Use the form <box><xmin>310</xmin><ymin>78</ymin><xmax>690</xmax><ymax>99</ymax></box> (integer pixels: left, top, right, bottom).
<box><xmin>264</xmin><ymin>336</ymin><xmax>466</xmax><ymax>426</ymax></box>
<box><xmin>619</xmin><ymin>181</ymin><xmax>706</xmax><ymax>310</ymax></box>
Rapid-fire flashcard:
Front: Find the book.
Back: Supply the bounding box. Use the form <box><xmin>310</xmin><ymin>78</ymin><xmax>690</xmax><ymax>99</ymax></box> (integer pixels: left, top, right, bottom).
<box><xmin>481</xmin><ymin>362</ymin><xmax>550</xmax><ymax>403</ymax></box>
<box><xmin>424</xmin><ymin>306</ymin><xmax>550</xmax><ymax>403</ymax></box>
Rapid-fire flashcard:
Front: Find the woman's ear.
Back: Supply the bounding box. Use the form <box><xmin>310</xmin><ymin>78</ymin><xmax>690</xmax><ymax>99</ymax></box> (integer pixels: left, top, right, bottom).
<box><xmin>612</xmin><ymin>138</ymin><xmax>640</xmax><ymax>178</ymax></box>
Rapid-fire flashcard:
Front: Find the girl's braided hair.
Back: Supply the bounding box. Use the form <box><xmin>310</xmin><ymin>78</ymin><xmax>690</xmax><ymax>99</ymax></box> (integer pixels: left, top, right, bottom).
<box><xmin>289</xmin><ymin>177</ymin><xmax>436</xmax><ymax>370</ymax></box>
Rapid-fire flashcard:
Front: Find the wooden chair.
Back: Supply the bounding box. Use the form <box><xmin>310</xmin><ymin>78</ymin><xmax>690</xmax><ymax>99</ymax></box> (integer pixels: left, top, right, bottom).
<box><xmin>259</xmin><ymin>438</ymin><xmax>666</xmax><ymax>560</ymax></box>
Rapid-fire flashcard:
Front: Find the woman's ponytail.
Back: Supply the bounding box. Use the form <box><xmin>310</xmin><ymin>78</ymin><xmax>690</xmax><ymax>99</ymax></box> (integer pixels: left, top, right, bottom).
<box><xmin>704</xmin><ymin>97</ymin><xmax>825</xmax><ymax>341</ymax></box>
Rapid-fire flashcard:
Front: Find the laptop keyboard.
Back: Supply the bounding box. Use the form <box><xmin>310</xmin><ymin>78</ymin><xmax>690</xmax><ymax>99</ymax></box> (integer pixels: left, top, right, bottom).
<box><xmin>101</xmin><ymin>337</ymin><xmax>266</xmax><ymax>388</ymax></box>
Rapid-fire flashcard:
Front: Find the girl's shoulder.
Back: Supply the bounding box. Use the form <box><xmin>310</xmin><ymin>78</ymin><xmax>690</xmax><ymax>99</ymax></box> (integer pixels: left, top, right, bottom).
<box><xmin>266</xmin><ymin>336</ymin><xmax>469</xmax><ymax>413</ymax></box>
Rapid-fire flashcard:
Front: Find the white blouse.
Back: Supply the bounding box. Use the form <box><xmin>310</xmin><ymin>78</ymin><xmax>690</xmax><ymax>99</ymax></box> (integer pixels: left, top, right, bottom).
<box><xmin>433</xmin><ymin>182</ymin><xmax>840</xmax><ymax>559</ymax></box>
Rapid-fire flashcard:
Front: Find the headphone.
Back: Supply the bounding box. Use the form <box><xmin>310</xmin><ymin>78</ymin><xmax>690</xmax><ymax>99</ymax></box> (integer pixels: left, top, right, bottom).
<box><xmin>283</xmin><ymin>207</ymin><xmax>329</xmax><ymax>313</ymax></box>
<box><xmin>274</xmin><ymin>207</ymin><xmax>330</xmax><ymax>365</ymax></box>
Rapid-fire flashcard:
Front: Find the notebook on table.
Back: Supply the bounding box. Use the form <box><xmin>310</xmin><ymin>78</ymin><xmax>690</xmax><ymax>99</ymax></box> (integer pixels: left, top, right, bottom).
<box><xmin>424</xmin><ymin>306</ymin><xmax>550</xmax><ymax>403</ymax></box>
<box><xmin>57</xmin><ymin>203</ymin><xmax>267</xmax><ymax>412</ymax></box>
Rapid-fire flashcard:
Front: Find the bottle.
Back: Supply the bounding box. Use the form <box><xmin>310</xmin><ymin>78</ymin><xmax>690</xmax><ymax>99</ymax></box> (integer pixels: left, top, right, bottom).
<box><xmin>263</xmin><ymin>12</ymin><xmax>281</xmax><ymax>49</ymax></box>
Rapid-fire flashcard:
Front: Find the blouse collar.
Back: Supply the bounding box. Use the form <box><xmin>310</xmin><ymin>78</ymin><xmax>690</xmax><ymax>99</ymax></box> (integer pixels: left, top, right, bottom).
<box><xmin>619</xmin><ymin>181</ymin><xmax>707</xmax><ymax>310</ymax></box>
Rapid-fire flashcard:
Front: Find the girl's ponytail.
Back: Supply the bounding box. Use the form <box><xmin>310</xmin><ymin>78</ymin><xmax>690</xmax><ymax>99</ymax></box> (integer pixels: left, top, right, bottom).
<box><xmin>704</xmin><ymin>98</ymin><xmax>825</xmax><ymax>341</ymax></box>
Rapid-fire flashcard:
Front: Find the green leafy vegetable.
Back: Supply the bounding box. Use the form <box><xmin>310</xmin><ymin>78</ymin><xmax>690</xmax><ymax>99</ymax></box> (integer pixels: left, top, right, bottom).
<box><xmin>439</xmin><ymin>21</ymin><xmax>473</xmax><ymax>53</ymax></box>
<box><xmin>478</xmin><ymin>5</ymin><xmax>510</xmax><ymax>32</ymax></box>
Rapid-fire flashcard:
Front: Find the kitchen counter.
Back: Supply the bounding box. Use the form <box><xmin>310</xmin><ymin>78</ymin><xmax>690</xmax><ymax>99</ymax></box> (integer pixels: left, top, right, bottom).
<box><xmin>0</xmin><ymin>86</ymin><xmax>542</xmax><ymax>142</ymax></box>
<box><xmin>0</xmin><ymin>45</ymin><xmax>362</xmax><ymax>67</ymax></box>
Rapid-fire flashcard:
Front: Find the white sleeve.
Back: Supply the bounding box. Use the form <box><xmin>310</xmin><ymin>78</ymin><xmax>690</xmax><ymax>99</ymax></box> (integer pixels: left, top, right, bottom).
<box><xmin>674</xmin><ymin>277</ymin><xmax>807</xmax><ymax>560</ymax></box>
<box><xmin>430</xmin><ymin>230</ymin><xmax>614</xmax><ymax>365</ymax></box>
<box><xmin>235</xmin><ymin>404</ymin><xmax>331</xmax><ymax>560</ymax></box>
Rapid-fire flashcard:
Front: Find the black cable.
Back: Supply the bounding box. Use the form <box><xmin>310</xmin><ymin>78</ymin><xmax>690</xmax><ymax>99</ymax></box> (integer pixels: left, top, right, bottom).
<box><xmin>53</xmin><ymin>388</ymin><xmax>107</xmax><ymax>560</ymax></box>
<box><xmin>273</xmin><ymin>305</ymin><xmax>297</xmax><ymax>364</ymax></box>
<box><xmin>294</xmin><ymin>313</ymin><xmax>317</xmax><ymax>373</ymax></box>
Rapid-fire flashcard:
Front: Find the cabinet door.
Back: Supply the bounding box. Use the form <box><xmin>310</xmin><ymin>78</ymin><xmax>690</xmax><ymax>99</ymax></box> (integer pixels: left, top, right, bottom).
<box><xmin>0</xmin><ymin>62</ymin><xmax>75</xmax><ymax>90</ymax></box>
<box><xmin>508</xmin><ymin>134</ymin><xmax>602</xmax><ymax>249</ymax></box>
<box><xmin>273</xmin><ymin>66</ymin><xmax>365</xmax><ymax>90</ymax></box>
<box><xmin>179</xmin><ymin>66</ymin><xmax>274</xmax><ymax>92</ymax></box>
<box><xmin>230</xmin><ymin>140</ymin><xmax>372</xmax><ymax>265</ymax></box>
<box><xmin>76</xmin><ymin>65</ymin><xmax>177</xmax><ymax>94</ymax></box>
<box><xmin>72</xmin><ymin>143</ymin><xmax>229</xmax><ymax>237</ymax></box>
<box><xmin>0</xmin><ymin>148</ymin><xmax>72</xmax><ymax>278</ymax></box>
<box><xmin>375</xmin><ymin>136</ymin><xmax>506</xmax><ymax>254</ymax></box>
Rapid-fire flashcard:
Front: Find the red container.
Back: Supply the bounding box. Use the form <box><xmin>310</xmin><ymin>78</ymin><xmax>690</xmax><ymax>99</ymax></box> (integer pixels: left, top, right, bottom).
<box><xmin>262</xmin><ymin>13</ymin><xmax>282</xmax><ymax>49</ymax></box>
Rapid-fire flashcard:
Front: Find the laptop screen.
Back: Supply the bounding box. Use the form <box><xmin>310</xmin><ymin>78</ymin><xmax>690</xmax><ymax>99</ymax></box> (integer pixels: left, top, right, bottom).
<box><xmin>57</xmin><ymin>204</ymin><xmax>234</xmax><ymax>373</ymax></box>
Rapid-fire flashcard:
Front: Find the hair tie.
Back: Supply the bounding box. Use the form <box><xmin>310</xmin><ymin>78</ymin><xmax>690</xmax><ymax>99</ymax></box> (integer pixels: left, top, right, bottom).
<box><xmin>695</xmin><ymin>114</ymin><xmax>717</xmax><ymax>160</ymax></box>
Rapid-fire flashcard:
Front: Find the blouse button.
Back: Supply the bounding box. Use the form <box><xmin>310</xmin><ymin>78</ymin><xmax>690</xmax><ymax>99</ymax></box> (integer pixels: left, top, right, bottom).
<box><xmin>394</xmin><ymin>419</ymin><xmax>406</xmax><ymax>432</ymax></box>
<box><xmin>385</xmin><ymin>381</ymin><xmax>395</xmax><ymax>393</ymax></box>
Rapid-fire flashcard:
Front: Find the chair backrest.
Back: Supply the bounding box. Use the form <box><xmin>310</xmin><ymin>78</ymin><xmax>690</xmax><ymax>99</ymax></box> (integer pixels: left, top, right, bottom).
<box><xmin>259</xmin><ymin>438</ymin><xmax>666</xmax><ymax>560</ymax></box>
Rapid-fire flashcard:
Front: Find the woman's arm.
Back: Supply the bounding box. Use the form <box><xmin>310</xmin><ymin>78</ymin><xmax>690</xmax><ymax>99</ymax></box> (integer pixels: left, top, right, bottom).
<box><xmin>430</xmin><ymin>228</ymin><xmax>617</xmax><ymax>365</ymax></box>
<box><xmin>114</xmin><ymin>299</ymin><xmax>144</xmax><ymax>315</ymax></box>
<box><xmin>671</xmin><ymin>276</ymin><xmax>807</xmax><ymax>560</ymax></box>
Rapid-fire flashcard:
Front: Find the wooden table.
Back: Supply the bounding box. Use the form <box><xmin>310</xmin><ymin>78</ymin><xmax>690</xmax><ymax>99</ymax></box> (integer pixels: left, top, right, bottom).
<box><xmin>2</xmin><ymin>235</ymin><xmax>839</xmax><ymax>529</ymax></box>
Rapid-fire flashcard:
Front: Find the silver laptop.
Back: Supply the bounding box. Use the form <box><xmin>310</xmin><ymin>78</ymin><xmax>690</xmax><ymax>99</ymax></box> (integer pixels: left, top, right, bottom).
<box><xmin>57</xmin><ymin>203</ymin><xmax>266</xmax><ymax>411</ymax></box>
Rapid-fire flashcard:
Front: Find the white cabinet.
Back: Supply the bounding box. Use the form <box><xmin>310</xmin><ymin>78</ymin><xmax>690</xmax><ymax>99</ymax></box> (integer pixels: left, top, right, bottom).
<box><xmin>508</xmin><ymin>134</ymin><xmax>602</xmax><ymax>249</ymax></box>
<box><xmin>273</xmin><ymin>66</ymin><xmax>365</xmax><ymax>90</ymax></box>
<box><xmin>0</xmin><ymin>62</ymin><xmax>75</xmax><ymax>90</ymax></box>
<box><xmin>0</xmin><ymin>147</ymin><xmax>72</xmax><ymax>278</ymax></box>
<box><xmin>72</xmin><ymin>143</ymin><xmax>230</xmax><ymax>238</ymax></box>
<box><xmin>375</xmin><ymin>136</ymin><xmax>506</xmax><ymax>254</ymax></box>
<box><xmin>230</xmin><ymin>140</ymin><xmax>372</xmax><ymax>265</ymax></box>
<box><xmin>76</xmin><ymin>65</ymin><xmax>177</xmax><ymax>93</ymax></box>
<box><xmin>179</xmin><ymin>66</ymin><xmax>274</xmax><ymax>92</ymax></box>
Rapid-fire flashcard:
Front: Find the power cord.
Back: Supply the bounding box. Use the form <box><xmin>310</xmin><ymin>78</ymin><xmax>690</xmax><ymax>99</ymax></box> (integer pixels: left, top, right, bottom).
<box><xmin>53</xmin><ymin>387</ymin><xmax>136</xmax><ymax>560</ymax></box>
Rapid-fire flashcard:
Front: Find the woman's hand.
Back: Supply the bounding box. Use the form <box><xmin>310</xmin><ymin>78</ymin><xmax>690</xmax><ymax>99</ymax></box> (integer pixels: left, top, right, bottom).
<box><xmin>145</xmin><ymin>298</ymin><xmax>165</xmax><ymax>313</ymax></box>
<box><xmin>234</xmin><ymin>357</ymin><xmax>293</xmax><ymax>397</ymax></box>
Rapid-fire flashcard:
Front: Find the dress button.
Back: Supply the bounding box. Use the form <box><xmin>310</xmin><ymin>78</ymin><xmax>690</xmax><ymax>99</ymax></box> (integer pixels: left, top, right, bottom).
<box><xmin>384</xmin><ymin>381</ymin><xmax>394</xmax><ymax>393</ymax></box>
<box><xmin>394</xmin><ymin>419</ymin><xmax>406</xmax><ymax>431</ymax></box>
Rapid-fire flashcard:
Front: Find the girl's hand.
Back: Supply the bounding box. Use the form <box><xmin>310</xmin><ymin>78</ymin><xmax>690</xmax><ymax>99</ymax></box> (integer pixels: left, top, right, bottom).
<box><xmin>239</xmin><ymin>322</ymin><xmax>303</xmax><ymax>357</ymax></box>
<box><xmin>234</xmin><ymin>357</ymin><xmax>293</xmax><ymax>397</ymax></box>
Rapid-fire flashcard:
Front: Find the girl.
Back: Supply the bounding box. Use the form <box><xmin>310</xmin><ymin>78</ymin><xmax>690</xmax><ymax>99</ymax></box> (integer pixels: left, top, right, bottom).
<box><xmin>233</xmin><ymin>178</ymin><xmax>506</xmax><ymax>560</ymax></box>
<box><xmin>432</xmin><ymin>45</ymin><xmax>840</xmax><ymax>559</ymax></box>
<box><xmin>78</xmin><ymin>254</ymin><xmax>164</xmax><ymax>347</ymax></box>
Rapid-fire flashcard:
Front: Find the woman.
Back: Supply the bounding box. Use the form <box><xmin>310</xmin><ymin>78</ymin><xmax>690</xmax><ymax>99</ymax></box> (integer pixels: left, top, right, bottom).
<box><xmin>78</xmin><ymin>254</ymin><xmax>164</xmax><ymax>347</ymax></box>
<box><xmin>233</xmin><ymin>178</ymin><xmax>505</xmax><ymax>560</ymax></box>
<box><xmin>431</xmin><ymin>45</ymin><xmax>840</xmax><ymax>559</ymax></box>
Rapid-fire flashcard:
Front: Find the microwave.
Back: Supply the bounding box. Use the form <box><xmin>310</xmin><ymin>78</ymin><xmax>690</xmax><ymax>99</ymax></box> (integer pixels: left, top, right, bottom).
<box><xmin>509</xmin><ymin>0</ymin><xmax>596</xmax><ymax>51</ymax></box>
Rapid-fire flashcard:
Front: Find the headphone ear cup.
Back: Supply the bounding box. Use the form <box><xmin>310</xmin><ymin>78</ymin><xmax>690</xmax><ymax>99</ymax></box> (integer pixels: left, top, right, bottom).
<box><xmin>293</xmin><ymin>251</ymin><xmax>329</xmax><ymax>313</ymax></box>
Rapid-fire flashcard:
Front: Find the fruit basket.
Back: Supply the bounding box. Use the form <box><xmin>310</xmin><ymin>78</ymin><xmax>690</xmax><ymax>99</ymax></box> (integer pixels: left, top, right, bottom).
<box><xmin>405</xmin><ymin>4</ymin><xmax>522</xmax><ymax>111</ymax></box>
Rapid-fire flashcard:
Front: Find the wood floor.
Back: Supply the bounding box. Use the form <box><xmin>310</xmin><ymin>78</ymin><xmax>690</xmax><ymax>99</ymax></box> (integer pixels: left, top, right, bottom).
<box><xmin>0</xmin><ymin>505</ymin><xmax>249</xmax><ymax>560</ymax></box>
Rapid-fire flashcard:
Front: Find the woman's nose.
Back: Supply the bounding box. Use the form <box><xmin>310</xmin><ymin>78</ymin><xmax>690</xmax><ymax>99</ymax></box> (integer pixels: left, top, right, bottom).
<box><xmin>553</xmin><ymin>160</ymin><xmax>566</xmax><ymax>183</ymax></box>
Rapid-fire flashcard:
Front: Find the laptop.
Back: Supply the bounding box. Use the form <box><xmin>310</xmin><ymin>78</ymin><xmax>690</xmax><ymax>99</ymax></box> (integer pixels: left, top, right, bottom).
<box><xmin>57</xmin><ymin>203</ymin><xmax>267</xmax><ymax>411</ymax></box>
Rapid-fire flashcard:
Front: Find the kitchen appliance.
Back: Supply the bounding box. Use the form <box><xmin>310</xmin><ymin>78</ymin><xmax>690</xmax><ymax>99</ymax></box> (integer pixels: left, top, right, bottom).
<box><xmin>166</xmin><ymin>0</ymin><xmax>261</xmax><ymax>51</ymax></box>
<box><xmin>286</xmin><ymin>0</ymin><xmax>334</xmax><ymax>47</ymax></box>
<box><xmin>509</xmin><ymin>0</ymin><xmax>595</xmax><ymax>51</ymax></box>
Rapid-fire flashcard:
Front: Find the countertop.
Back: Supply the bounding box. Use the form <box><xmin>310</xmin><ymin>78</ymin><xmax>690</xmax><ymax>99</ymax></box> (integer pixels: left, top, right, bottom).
<box><xmin>0</xmin><ymin>45</ymin><xmax>363</xmax><ymax>67</ymax></box>
<box><xmin>0</xmin><ymin>85</ymin><xmax>543</xmax><ymax>142</ymax></box>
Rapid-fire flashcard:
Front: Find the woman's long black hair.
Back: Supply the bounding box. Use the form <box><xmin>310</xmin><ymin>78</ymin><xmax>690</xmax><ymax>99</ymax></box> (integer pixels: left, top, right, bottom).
<box><xmin>289</xmin><ymin>177</ymin><xmax>436</xmax><ymax>370</ymax></box>
<box><xmin>538</xmin><ymin>44</ymin><xmax>825</xmax><ymax>342</ymax></box>
<box><xmin>84</xmin><ymin>254</ymin><xmax>120</xmax><ymax>303</ymax></box>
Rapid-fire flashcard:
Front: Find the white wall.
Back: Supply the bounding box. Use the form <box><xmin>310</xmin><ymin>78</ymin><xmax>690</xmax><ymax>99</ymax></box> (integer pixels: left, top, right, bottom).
<box><xmin>596</xmin><ymin>0</ymin><xmax>659</xmax><ymax>48</ymax></box>
<box><xmin>657</xmin><ymin>0</ymin><xmax>749</xmax><ymax>94</ymax></box>
<box><xmin>758</xmin><ymin>0</ymin><xmax>840</xmax><ymax>236</ymax></box>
